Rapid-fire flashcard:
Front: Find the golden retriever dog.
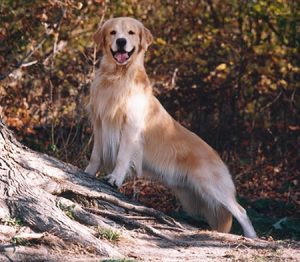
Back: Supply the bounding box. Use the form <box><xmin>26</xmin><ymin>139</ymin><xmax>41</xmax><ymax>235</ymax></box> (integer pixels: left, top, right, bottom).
<box><xmin>85</xmin><ymin>17</ymin><xmax>257</xmax><ymax>238</ymax></box>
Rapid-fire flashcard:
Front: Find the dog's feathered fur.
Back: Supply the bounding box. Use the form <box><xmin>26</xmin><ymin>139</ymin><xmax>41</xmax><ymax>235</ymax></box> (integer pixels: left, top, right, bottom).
<box><xmin>85</xmin><ymin>17</ymin><xmax>256</xmax><ymax>238</ymax></box>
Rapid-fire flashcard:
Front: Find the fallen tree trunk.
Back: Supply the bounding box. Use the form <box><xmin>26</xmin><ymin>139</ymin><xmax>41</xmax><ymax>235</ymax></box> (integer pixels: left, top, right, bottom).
<box><xmin>1</xmin><ymin>119</ymin><xmax>299</xmax><ymax>261</ymax></box>
<box><xmin>0</xmin><ymin>119</ymin><xmax>184</xmax><ymax>259</ymax></box>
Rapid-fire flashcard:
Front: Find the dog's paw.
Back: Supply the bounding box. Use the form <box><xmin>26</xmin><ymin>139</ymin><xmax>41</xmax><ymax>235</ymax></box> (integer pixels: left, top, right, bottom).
<box><xmin>106</xmin><ymin>173</ymin><xmax>124</xmax><ymax>188</ymax></box>
<box><xmin>85</xmin><ymin>164</ymin><xmax>98</xmax><ymax>176</ymax></box>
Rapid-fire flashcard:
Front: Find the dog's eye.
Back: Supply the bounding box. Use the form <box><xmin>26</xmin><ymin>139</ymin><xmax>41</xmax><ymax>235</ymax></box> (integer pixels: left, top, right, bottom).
<box><xmin>110</xmin><ymin>30</ymin><xmax>116</xmax><ymax>35</ymax></box>
<box><xmin>128</xmin><ymin>30</ymin><xmax>135</xmax><ymax>35</ymax></box>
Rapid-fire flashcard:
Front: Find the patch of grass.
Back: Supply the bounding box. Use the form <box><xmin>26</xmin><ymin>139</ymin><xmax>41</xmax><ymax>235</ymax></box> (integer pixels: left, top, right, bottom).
<box><xmin>58</xmin><ymin>203</ymin><xmax>76</xmax><ymax>220</ymax></box>
<box><xmin>12</xmin><ymin>236</ymin><xmax>29</xmax><ymax>246</ymax></box>
<box><xmin>2</xmin><ymin>217</ymin><xmax>23</xmax><ymax>228</ymax></box>
<box><xmin>64</xmin><ymin>205</ymin><xmax>75</xmax><ymax>220</ymax></box>
<box><xmin>97</xmin><ymin>227</ymin><xmax>121</xmax><ymax>242</ymax></box>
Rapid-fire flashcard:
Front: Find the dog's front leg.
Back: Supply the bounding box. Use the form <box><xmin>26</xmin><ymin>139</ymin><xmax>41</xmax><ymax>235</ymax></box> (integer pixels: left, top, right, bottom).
<box><xmin>85</xmin><ymin>124</ymin><xmax>102</xmax><ymax>176</ymax></box>
<box><xmin>106</xmin><ymin>125</ymin><xmax>142</xmax><ymax>188</ymax></box>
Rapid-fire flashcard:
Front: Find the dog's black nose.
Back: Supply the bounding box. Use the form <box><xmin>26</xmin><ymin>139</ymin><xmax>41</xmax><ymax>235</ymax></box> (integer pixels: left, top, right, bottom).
<box><xmin>116</xmin><ymin>38</ymin><xmax>127</xmax><ymax>48</ymax></box>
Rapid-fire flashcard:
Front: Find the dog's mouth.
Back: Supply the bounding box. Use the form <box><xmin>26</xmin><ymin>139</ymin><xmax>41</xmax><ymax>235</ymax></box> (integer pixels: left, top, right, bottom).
<box><xmin>111</xmin><ymin>48</ymin><xmax>135</xmax><ymax>64</ymax></box>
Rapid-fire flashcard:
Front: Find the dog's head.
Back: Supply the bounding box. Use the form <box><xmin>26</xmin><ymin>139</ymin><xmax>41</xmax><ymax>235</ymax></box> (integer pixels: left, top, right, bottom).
<box><xmin>93</xmin><ymin>17</ymin><xmax>153</xmax><ymax>65</ymax></box>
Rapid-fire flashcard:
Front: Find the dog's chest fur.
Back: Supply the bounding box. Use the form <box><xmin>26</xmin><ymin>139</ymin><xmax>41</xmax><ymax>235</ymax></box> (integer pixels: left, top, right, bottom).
<box><xmin>89</xmin><ymin>68</ymin><xmax>149</xmax><ymax>169</ymax></box>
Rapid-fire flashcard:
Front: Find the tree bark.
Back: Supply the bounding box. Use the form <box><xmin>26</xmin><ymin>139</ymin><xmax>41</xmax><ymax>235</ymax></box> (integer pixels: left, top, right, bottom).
<box><xmin>0</xmin><ymin>119</ymin><xmax>184</xmax><ymax>259</ymax></box>
<box><xmin>1</xmin><ymin>119</ymin><xmax>299</xmax><ymax>261</ymax></box>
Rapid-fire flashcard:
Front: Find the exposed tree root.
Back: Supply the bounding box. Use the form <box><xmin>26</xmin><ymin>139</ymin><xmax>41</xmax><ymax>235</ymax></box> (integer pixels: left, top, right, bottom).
<box><xmin>60</xmin><ymin>180</ymin><xmax>185</xmax><ymax>229</ymax></box>
<box><xmin>1</xmin><ymin>120</ymin><xmax>299</xmax><ymax>261</ymax></box>
<box><xmin>85</xmin><ymin>207</ymin><xmax>176</xmax><ymax>243</ymax></box>
<box><xmin>0</xmin><ymin>201</ymin><xmax>10</xmax><ymax>220</ymax></box>
<box><xmin>0</xmin><ymin>119</ymin><xmax>186</xmax><ymax>258</ymax></box>
<box><xmin>56</xmin><ymin>196</ymin><xmax>116</xmax><ymax>230</ymax></box>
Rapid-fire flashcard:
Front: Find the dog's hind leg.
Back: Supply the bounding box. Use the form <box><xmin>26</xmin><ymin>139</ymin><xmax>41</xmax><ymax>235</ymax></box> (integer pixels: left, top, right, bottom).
<box><xmin>219</xmin><ymin>197</ymin><xmax>257</xmax><ymax>238</ymax></box>
<box><xmin>190</xmin><ymin>168</ymin><xmax>257</xmax><ymax>238</ymax></box>
<box><xmin>173</xmin><ymin>188</ymin><xmax>232</xmax><ymax>233</ymax></box>
<box><xmin>201</xmin><ymin>197</ymin><xmax>233</xmax><ymax>233</ymax></box>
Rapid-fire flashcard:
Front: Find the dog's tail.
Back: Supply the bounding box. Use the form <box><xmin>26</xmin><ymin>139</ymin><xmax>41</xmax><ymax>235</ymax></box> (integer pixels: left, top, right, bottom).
<box><xmin>173</xmin><ymin>188</ymin><xmax>232</xmax><ymax>233</ymax></box>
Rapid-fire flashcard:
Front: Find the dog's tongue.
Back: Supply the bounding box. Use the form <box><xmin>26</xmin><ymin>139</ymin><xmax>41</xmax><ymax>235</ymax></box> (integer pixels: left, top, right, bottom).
<box><xmin>115</xmin><ymin>52</ymin><xmax>129</xmax><ymax>63</ymax></box>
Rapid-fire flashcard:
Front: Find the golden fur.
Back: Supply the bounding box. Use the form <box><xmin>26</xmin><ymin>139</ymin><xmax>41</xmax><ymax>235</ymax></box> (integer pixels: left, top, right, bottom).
<box><xmin>85</xmin><ymin>17</ymin><xmax>256</xmax><ymax>238</ymax></box>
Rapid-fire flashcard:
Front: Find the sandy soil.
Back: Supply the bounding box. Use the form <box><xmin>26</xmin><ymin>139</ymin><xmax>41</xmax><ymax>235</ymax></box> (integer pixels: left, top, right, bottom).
<box><xmin>1</xmin><ymin>224</ymin><xmax>299</xmax><ymax>262</ymax></box>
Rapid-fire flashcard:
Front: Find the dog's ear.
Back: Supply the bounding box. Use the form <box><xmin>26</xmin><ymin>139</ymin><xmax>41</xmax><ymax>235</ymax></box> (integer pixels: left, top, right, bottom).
<box><xmin>141</xmin><ymin>26</ymin><xmax>153</xmax><ymax>50</ymax></box>
<box><xmin>93</xmin><ymin>26</ymin><xmax>105</xmax><ymax>51</ymax></box>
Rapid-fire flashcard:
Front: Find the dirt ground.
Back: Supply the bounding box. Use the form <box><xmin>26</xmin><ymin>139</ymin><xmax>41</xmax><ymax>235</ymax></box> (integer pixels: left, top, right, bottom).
<box><xmin>117</xmin><ymin>229</ymin><xmax>300</xmax><ymax>262</ymax></box>
<box><xmin>1</xmin><ymin>224</ymin><xmax>299</xmax><ymax>262</ymax></box>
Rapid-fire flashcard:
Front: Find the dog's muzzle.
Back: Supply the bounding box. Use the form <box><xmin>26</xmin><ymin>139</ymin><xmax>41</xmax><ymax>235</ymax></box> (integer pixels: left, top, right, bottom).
<box><xmin>111</xmin><ymin>38</ymin><xmax>135</xmax><ymax>64</ymax></box>
<box><xmin>111</xmin><ymin>48</ymin><xmax>135</xmax><ymax>64</ymax></box>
